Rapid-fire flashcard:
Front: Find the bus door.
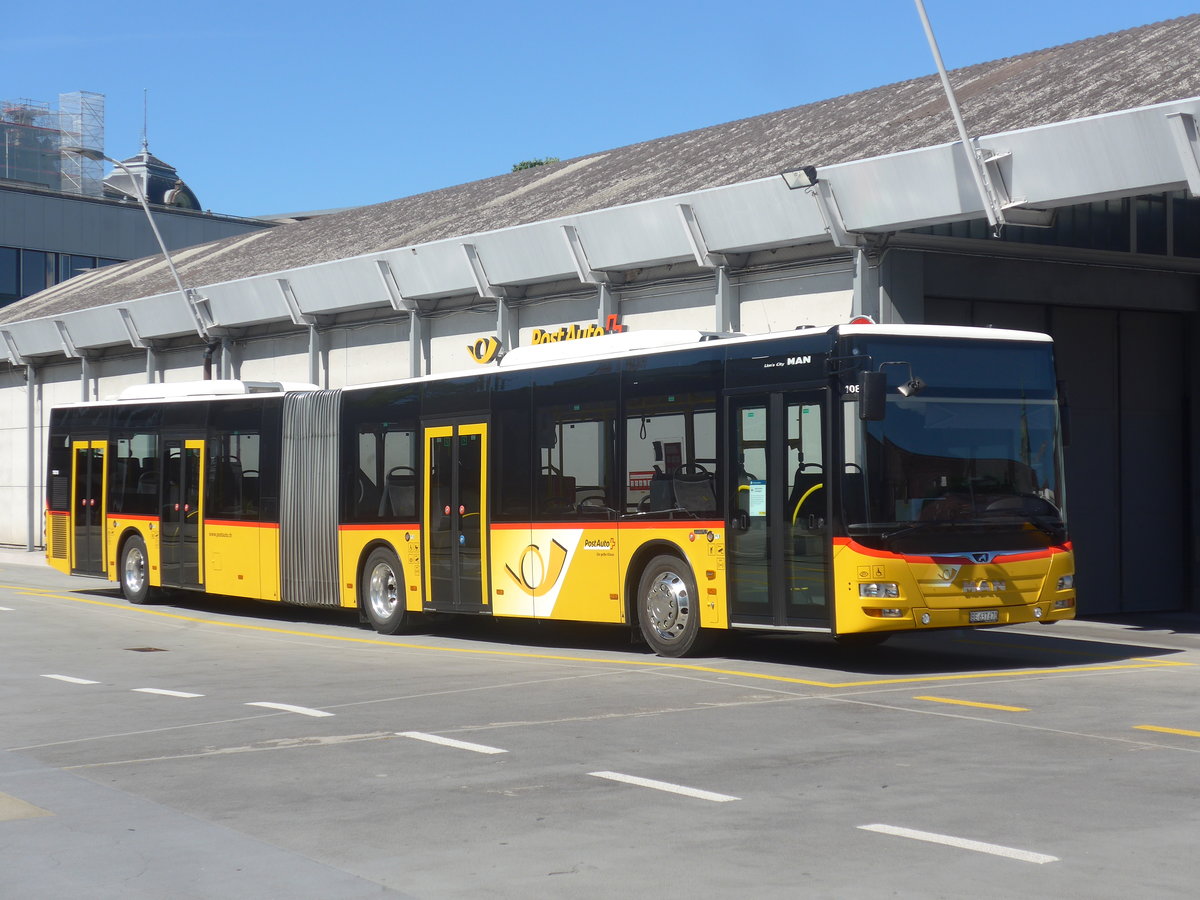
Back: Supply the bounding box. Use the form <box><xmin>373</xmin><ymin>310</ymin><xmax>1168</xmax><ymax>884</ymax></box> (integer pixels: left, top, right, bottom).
<box><xmin>70</xmin><ymin>440</ymin><xmax>107</xmax><ymax>576</ymax></box>
<box><xmin>422</xmin><ymin>421</ymin><xmax>489</xmax><ymax>612</ymax></box>
<box><xmin>159</xmin><ymin>439</ymin><xmax>204</xmax><ymax>589</ymax></box>
<box><xmin>727</xmin><ymin>391</ymin><xmax>830</xmax><ymax>626</ymax></box>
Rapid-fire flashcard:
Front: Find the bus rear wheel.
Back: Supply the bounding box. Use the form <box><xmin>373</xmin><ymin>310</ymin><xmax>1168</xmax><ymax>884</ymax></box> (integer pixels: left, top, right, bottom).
<box><xmin>120</xmin><ymin>536</ymin><xmax>154</xmax><ymax>605</ymax></box>
<box><xmin>636</xmin><ymin>555</ymin><xmax>713</xmax><ymax>658</ymax></box>
<box><xmin>362</xmin><ymin>547</ymin><xmax>410</xmax><ymax>635</ymax></box>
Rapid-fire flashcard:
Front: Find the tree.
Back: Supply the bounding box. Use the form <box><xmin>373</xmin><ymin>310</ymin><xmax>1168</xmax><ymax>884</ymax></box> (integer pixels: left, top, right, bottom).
<box><xmin>511</xmin><ymin>157</ymin><xmax>560</xmax><ymax>172</ymax></box>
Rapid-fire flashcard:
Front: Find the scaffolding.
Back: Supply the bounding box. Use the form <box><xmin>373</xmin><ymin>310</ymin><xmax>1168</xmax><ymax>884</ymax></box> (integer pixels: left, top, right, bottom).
<box><xmin>58</xmin><ymin>91</ymin><xmax>105</xmax><ymax>196</ymax></box>
<box><xmin>0</xmin><ymin>91</ymin><xmax>105</xmax><ymax>196</ymax></box>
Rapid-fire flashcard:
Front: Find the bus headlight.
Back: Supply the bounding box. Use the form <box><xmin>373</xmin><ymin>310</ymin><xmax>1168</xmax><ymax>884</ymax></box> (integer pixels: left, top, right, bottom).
<box><xmin>859</xmin><ymin>582</ymin><xmax>899</xmax><ymax>599</ymax></box>
<box><xmin>1057</xmin><ymin>574</ymin><xmax>1074</xmax><ymax>591</ymax></box>
<box><xmin>1052</xmin><ymin>597</ymin><xmax>1075</xmax><ymax>610</ymax></box>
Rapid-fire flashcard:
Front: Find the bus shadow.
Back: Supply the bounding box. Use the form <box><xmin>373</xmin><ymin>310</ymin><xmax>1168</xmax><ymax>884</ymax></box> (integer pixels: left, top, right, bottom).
<box><xmin>1084</xmin><ymin>612</ymin><xmax>1200</xmax><ymax>636</ymax></box>
<box><xmin>713</xmin><ymin>628</ymin><xmax>1180</xmax><ymax>676</ymax></box>
<box><xmin>82</xmin><ymin>586</ymin><xmax>1183</xmax><ymax>676</ymax></box>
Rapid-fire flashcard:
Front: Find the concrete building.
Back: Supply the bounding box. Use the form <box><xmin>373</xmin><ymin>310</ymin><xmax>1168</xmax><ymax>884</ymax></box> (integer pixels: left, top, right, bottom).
<box><xmin>2</xmin><ymin>16</ymin><xmax>1200</xmax><ymax>616</ymax></box>
<box><xmin>2</xmin><ymin>92</ymin><xmax>272</xmax><ymax>311</ymax></box>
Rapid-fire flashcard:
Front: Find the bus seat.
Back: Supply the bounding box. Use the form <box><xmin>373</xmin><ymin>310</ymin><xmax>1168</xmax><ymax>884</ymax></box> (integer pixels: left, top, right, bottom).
<box><xmin>647</xmin><ymin>467</ymin><xmax>674</xmax><ymax>511</ymax></box>
<box><xmin>212</xmin><ymin>459</ymin><xmax>244</xmax><ymax>515</ymax></box>
<box><xmin>355</xmin><ymin>469</ymin><xmax>380</xmax><ymax>519</ymax></box>
<box><xmin>380</xmin><ymin>468</ymin><xmax>417</xmax><ymax>519</ymax></box>
<box><xmin>241</xmin><ymin>473</ymin><xmax>260</xmax><ymax>513</ymax></box>
<box><xmin>113</xmin><ymin>458</ymin><xmax>141</xmax><ymax>492</ymax></box>
<box><xmin>540</xmin><ymin>475</ymin><xmax>576</xmax><ymax>518</ymax></box>
<box><xmin>137</xmin><ymin>471</ymin><xmax>159</xmax><ymax>495</ymax></box>
<box><xmin>673</xmin><ymin>464</ymin><xmax>716</xmax><ymax>515</ymax></box>
<box><xmin>786</xmin><ymin>466</ymin><xmax>824</xmax><ymax>524</ymax></box>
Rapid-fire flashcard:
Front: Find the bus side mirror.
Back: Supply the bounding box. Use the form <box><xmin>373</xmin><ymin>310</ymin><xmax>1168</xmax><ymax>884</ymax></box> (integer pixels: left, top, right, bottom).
<box><xmin>859</xmin><ymin>371</ymin><xmax>886</xmax><ymax>421</ymax></box>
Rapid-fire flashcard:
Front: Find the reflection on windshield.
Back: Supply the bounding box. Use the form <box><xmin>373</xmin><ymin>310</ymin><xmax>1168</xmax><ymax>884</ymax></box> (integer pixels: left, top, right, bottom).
<box><xmin>844</xmin><ymin>396</ymin><xmax>1066</xmax><ymax>554</ymax></box>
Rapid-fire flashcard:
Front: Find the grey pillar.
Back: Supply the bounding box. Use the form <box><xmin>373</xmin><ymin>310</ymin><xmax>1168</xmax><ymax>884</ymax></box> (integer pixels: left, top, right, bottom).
<box><xmin>598</xmin><ymin>282</ymin><xmax>617</xmax><ymax>325</ymax></box>
<box><xmin>878</xmin><ymin>249</ymin><xmax>925</xmax><ymax>324</ymax></box>
<box><xmin>851</xmin><ymin>248</ymin><xmax>881</xmax><ymax>321</ymax></box>
<box><xmin>220</xmin><ymin>337</ymin><xmax>234</xmax><ymax>380</ymax></box>
<box><xmin>715</xmin><ymin>266</ymin><xmax>739</xmax><ymax>333</ymax></box>
<box><xmin>409</xmin><ymin>313</ymin><xmax>425</xmax><ymax>378</ymax></box>
<box><xmin>26</xmin><ymin>364</ymin><xmax>36</xmax><ymax>551</ymax></box>
<box><xmin>308</xmin><ymin>324</ymin><xmax>320</xmax><ymax>386</ymax></box>
<box><xmin>497</xmin><ymin>297</ymin><xmax>517</xmax><ymax>353</ymax></box>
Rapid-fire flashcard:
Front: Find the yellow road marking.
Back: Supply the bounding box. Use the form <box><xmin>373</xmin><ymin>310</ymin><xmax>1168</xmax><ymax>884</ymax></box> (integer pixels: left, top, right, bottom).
<box><xmin>1134</xmin><ymin>725</ymin><xmax>1200</xmax><ymax>739</ymax></box>
<box><xmin>914</xmin><ymin>696</ymin><xmax>1029</xmax><ymax>712</ymax></box>
<box><xmin>0</xmin><ymin>792</ymin><xmax>53</xmax><ymax>822</ymax></box>
<box><xmin>6</xmin><ymin>586</ymin><xmax>1193</xmax><ymax>689</ymax></box>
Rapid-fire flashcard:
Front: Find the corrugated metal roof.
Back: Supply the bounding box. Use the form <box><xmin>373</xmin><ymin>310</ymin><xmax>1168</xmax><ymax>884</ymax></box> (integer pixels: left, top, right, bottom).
<box><xmin>3</xmin><ymin>13</ymin><xmax>1198</xmax><ymax>326</ymax></box>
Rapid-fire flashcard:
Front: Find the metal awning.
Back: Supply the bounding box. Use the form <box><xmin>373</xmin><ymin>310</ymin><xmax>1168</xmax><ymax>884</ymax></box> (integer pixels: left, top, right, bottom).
<box><xmin>3</xmin><ymin>96</ymin><xmax>1199</xmax><ymax>361</ymax></box>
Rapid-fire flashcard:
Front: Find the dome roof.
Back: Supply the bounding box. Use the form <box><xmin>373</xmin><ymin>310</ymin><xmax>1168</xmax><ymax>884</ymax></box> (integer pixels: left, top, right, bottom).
<box><xmin>102</xmin><ymin>144</ymin><xmax>200</xmax><ymax>210</ymax></box>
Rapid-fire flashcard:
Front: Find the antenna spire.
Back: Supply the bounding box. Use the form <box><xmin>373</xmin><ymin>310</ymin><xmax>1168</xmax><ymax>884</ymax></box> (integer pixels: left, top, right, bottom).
<box><xmin>141</xmin><ymin>88</ymin><xmax>149</xmax><ymax>154</ymax></box>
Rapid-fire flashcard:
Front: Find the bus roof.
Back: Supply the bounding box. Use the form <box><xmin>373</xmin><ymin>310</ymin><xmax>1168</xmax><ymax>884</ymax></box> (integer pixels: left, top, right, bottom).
<box><xmin>339</xmin><ymin>322</ymin><xmax>1053</xmax><ymax>394</ymax></box>
<box><xmin>111</xmin><ymin>380</ymin><xmax>320</xmax><ymax>403</ymax></box>
<box><xmin>54</xmin><ymin>323</ymin><xmax>1053</xmax><ymax>408</ymax></box>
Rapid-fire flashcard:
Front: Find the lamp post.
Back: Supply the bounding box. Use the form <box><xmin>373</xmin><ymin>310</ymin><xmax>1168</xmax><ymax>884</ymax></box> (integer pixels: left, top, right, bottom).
<box><xmin>60</xmin><ymin>146</ymin><xmax>211</xmax><ymax>343</ymax></box>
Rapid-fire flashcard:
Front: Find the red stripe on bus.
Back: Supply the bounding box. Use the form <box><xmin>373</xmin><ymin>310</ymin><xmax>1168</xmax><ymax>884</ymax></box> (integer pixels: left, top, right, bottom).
<box><xmin>490</xmin><ymin>521</ymin><xmax>723</xmax><ymax>530</ymax></box>
<box><xmin>105</xmin><ymin>514</ymin><xmax>158</xmax><ymax>523</ymax></box>
<box><xmin>619</xmin><ymin>520</ymin><xmax>723</xmax><ymax>530</ymax></box>
<box><xmin>833</xmin><ymin>536</ymin><xmax>1068</xmax><ymax>564</ymax></box>
<box><xmin>338</xmin><ymin>523</ymin><xmax>420</xmax><ymax>531</ymax></box>
<box><xmin>205</xmin><ymin>519</ymin><xmax>280</xmax><ymax>529</ymax></box>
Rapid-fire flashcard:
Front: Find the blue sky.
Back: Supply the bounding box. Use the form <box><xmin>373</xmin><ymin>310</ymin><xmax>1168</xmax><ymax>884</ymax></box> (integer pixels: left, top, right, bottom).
<box><xmin>3</xmin><ymin>1</ymin><xmax>1195</xmax><ymax>218</ymax></box>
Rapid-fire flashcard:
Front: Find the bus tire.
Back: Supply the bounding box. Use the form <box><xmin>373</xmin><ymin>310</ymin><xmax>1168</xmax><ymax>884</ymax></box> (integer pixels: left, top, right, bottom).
<box><xmin>636</xmin><ymin>555</ymin><xmax>712</xmax><ymax>658</ymax></box>
<box><xmin>120</xmin><ymin>536</ymin><xmax>154</xmax><ymax>605</ymax></box>
<box><xmin>362</xmin><ymin>547</ymin><xmax>410</xmax><ymax>635</ymax></box>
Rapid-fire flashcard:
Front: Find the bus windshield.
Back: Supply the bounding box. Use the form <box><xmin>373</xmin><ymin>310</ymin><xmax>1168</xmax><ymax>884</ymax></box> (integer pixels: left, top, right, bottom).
<box><xmin>842</xmin><ymin>337</ymin><xmax>1066</xmax><ymax>555</ymax></box>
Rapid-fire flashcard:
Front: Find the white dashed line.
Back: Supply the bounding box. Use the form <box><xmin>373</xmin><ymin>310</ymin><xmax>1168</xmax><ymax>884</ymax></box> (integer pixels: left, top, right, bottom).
<box><xmin>133</xmin><ymin>688</ymin><xmax>204</xmax><ymax>698</ymax></box>
<box><xmin>42</xmin><ymin>674</ymin><xmax>100</xmax><ymax>685</ymax></box>
<box><xmin>0</xmin><ymin>606</ymin><xmax>13</xmax><ymax>611</ymax></box>
<box><xmin>588</xmin><ymin>771</ymin><xmax>740</xmax><ymax>802</ymax></box>
<box><xmin>246</xmin><ymin>702</ymin><xmax>334</xmax><ymax>718</ymax></box>
<box><xmin>398</xmin><ymin>732</ymin><xmax>508</xmax><ymax>754</ymax></box>
<box><xmin>858</xmin><ymin>824</ymin><xmax>1059</xmax><ymax>864</ymax></box>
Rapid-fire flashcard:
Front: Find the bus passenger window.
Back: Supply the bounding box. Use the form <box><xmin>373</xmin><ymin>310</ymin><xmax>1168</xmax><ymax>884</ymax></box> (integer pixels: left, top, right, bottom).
<box><xmin>206</xmin><ymin>432</ymin><xmax>261</xmax><ymax>519</ymax></box>
<box><xmin>621</xmin><ymin>350</ymin><xmax>721</xmax><ymax>520</ymax></box>
<box><xmin>112</xmin><ymin>433</ymin><xmax>158</xmax><ymax>515</ymax></box>
<box><xmin>532</xmin><ymin>365</ymin><xmax>617</xmax><ymax>521</ymax></box>
<box><xmin>354</xmin><ymin>427</ymin><xmax>417</xmax><ymax>521</ymax></box>
<box><xmin>624</xmin><ymin>406</ymin><xmax>717</xmax><ymax>518</ymax></box>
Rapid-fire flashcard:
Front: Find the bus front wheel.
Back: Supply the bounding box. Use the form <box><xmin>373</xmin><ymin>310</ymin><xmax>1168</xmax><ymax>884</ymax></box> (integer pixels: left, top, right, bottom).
<box><xmin>636</xmin><ymin>555</ymin><xmax>713</xmax><ymax>658</ymax></box>
<box><xmin>362</xmin><ymin>547</ymin><xmax>410</xmax><ymax>635</ymax></box>
<box><xmin>120</xmin><ymin>536</ymin><xmax>154</xmax><ymax>605</ymax></box>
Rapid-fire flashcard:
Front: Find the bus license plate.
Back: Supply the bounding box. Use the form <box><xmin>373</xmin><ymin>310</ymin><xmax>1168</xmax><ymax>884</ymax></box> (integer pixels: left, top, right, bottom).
<box><xmin>969</xmin><ymin>610</ymin><xmax>999</xmax><ymax>624</ymax></box>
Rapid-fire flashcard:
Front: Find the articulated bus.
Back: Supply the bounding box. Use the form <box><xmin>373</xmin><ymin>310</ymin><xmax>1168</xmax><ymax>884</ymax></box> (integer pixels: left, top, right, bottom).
<box><xmin>45</xmin><ymin>322</ymin><xmax>1075</xmax><ymax>656</ymax></box>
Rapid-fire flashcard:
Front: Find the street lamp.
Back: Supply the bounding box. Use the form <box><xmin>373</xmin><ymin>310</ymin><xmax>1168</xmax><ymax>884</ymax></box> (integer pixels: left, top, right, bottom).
<box><xmin>60</xmin><ymin>145</ymin><xmax>210</xmax><ymax>342</ymax></box>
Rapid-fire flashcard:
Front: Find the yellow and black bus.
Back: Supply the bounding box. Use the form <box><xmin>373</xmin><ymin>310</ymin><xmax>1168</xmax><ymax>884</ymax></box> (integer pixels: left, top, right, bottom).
<box><xmin>46</xmin><ymin>322</ymin><xmax>1075</xmax><ymax>656</ymax></box>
